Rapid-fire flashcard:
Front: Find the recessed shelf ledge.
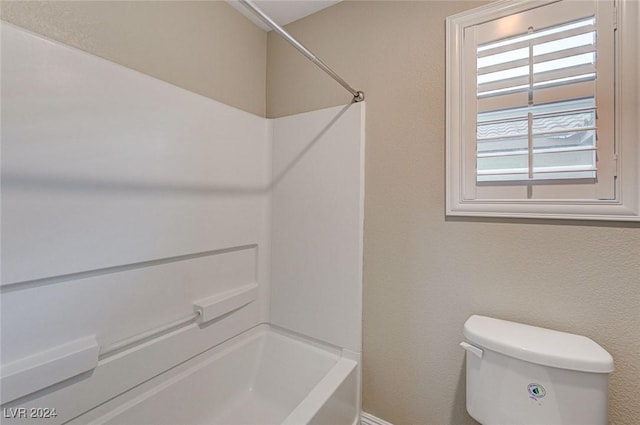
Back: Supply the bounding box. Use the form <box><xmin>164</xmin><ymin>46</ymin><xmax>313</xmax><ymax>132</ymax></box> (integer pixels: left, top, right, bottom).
<box><xmin>194</xmin><ymin>282</ymin><xmax>259</xmax><ymax>324</ymax></box>
<box><xmin>0</xmin><ymin>335</ymin><xmax>99</xmax><ymax>404</ymax></box>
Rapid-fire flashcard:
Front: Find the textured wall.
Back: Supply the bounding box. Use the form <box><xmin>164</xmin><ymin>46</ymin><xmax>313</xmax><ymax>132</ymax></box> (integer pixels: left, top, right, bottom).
<box><xmin>266</xmin><ymin>2</ymin><xmax>640</xmax><ymax>424</ymax></box>
<box><xmin>1</xmin><ymin>0</ymin><xmax>267</xmax><ymax>117</ymax></box>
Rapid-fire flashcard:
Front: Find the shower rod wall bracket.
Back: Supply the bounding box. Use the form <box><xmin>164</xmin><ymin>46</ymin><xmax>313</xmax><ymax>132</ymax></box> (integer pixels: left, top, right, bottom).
<box><xmin>238</xmin><ymin>0</ymin><xmax>364</xmax><ymax>104</ymax></box>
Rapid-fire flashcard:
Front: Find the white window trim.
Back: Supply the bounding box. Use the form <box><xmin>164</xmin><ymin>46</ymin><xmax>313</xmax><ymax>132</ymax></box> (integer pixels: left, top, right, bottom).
<box><xmin>446</xmin><ymin>0</ymin><xmax>640</xmax><ymax>221</ymax></box>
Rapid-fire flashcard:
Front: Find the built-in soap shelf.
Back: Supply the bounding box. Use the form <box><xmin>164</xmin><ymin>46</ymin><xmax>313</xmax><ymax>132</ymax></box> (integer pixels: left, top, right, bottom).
<box><xmin>0</xmin><ymin>283</ymin><xmax>258</xmax><ymax>404</ymax></box>
<box><xmin>0</xmin><ymin>335</ymin><xmax>100</xmax><ymax>404</ymax></box>
<box><xmin>194</xmin><ymin>282</ymin><xmax>258</xmax><ymax>324</ymax></box>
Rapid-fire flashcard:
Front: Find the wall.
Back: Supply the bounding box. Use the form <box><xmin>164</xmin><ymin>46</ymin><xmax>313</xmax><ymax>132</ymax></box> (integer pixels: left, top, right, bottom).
<box><xmin>266</xmin><ymin>2</ymin><xmax>640</xmax><ymax>425</ymax></box>
<box><xmin>271</xmin><ymin>103</ymin><xmax>364</xmax><ymax>353</ymax></box>
<box><xmin>0</xmin><ymin>0</ymin><xmax>267</xmax><ymax>116</ymax></box>
<box><xmin>1</xmin><ymin>22</ymin><xmax>270</xmax><ymax>421</ymax></box>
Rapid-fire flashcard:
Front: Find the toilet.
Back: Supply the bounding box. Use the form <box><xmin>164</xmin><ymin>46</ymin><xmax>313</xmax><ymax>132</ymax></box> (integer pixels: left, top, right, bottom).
<box><xmin>461</xmin><ymin>315</ymin><xmax>614</xmax><ymax>425</ymax></box>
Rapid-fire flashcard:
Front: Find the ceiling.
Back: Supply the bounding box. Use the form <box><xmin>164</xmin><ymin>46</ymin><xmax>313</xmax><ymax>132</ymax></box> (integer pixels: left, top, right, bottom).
<box><xmin>228</xmin><ymin>0</ymin><xmax>341</xmax><ymax>31</ymax></box>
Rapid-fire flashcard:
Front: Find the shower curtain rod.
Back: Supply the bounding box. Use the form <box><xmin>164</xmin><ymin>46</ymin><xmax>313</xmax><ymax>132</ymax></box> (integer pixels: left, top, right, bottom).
<box><xmin>238</xmin><ymin>0</ymin><xmax>365</xmax><ymax>102</ymax></box>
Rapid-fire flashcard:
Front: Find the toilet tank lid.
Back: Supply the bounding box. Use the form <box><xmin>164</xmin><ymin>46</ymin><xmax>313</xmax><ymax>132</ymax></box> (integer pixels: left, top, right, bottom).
<box><xmin>463</xmin><ymin>315</ymin><xmax>614</xmax><ymax>373</ymax></box>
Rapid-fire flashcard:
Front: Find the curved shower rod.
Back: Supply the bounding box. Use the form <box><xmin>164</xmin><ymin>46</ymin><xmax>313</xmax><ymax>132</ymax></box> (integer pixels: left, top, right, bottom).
<box><xmin>238</xmin><ymin>0</ymin><xmax>365</xmax><ymax>103</ymax></box>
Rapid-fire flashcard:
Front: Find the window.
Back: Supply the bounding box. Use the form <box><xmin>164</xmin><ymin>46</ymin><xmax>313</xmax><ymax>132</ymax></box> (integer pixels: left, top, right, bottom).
<box><xmin>476</xmin><ymin>17</ymin><xmax>601</xmax><ymax>185</ymax></box>
<box><xmin>446</xmin><ymin>0</ymin><xmax>639</xmax><ymax>221</ymax></box>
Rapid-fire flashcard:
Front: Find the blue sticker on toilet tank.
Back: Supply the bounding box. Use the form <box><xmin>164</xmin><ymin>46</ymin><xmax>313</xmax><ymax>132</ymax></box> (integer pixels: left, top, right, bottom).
<box><xmin>527</xmin><ymin>383</ymin><xmax>546</xmax><ymax>398</ymax></box>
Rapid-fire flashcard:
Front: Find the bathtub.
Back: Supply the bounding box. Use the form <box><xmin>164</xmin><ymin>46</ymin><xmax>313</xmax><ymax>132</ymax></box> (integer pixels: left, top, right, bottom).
<box><xmin>69</xmin><ymin>324</ymin><xmax>359</xmax><ymax>425</ymax></box>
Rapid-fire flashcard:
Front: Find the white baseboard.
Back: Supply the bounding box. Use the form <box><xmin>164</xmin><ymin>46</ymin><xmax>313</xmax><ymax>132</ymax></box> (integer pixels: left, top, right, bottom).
<box><xmin>361</xmin><ymin>411</ymin><xmax>394</xmax><ymax>425</ymax></box>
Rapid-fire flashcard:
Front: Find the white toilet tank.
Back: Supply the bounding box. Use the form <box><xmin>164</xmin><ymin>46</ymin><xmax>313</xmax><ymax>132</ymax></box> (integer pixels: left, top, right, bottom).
<box><xmin>461</xmin><ymin>315</ymin><xmax>614</xmax><ymax>425</ymax></box>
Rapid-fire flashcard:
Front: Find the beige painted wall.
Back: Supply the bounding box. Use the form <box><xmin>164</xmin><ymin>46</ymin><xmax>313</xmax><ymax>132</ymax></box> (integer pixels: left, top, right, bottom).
<box><xmin>267</xmin><ymin>2</ymin><xmax>640</xmax><ymax>425</ymax></box>
<box><xmin>1</xmin><ymin>0</ymin><xmax>267</xmax><ymax>116</ymax></box>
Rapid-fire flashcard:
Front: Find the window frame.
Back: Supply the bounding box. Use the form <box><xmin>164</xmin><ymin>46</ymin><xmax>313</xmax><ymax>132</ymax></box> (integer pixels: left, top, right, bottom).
<box><xmin>446</xmin><ymin>0</ymin><xmax>640</xmax><ymax>221</ymax></box>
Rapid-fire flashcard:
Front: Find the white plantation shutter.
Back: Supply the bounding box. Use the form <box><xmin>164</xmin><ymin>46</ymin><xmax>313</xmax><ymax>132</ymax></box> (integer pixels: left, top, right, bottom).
<box><xmin>462</xmin><ymin>0</ymin><xmax>616</xmax><ymax>199</ymax></box>
<box><xmin>447</xmin><ymin>0</ymin><xmax>640</xmax><ymax>220</ymax></box>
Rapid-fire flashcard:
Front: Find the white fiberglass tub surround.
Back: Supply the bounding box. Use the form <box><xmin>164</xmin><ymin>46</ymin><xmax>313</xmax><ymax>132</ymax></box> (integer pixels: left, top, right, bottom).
<box><xmin>1</xmin><ymin>22</ymin><xmax>364</xmax><ymax>425</ymax></box>
<box><xmin>72</xmin><ymin>325</ymin><xmax>359</xmax><ymax>425</ymax></box>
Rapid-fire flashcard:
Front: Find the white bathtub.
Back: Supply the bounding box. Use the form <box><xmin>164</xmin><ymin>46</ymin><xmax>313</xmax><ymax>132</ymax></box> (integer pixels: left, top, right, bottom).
<box><xmin>70</xmin><ymin>325</ymin><xmax>359</xmax><ymax>425</ymax></box>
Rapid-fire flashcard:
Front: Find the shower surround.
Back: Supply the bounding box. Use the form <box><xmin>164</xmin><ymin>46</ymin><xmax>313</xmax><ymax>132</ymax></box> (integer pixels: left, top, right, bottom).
<box><xmin>0</xmin><ymin>22</ymin><xmax>364</xmax><ymax>425</ymax></box>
